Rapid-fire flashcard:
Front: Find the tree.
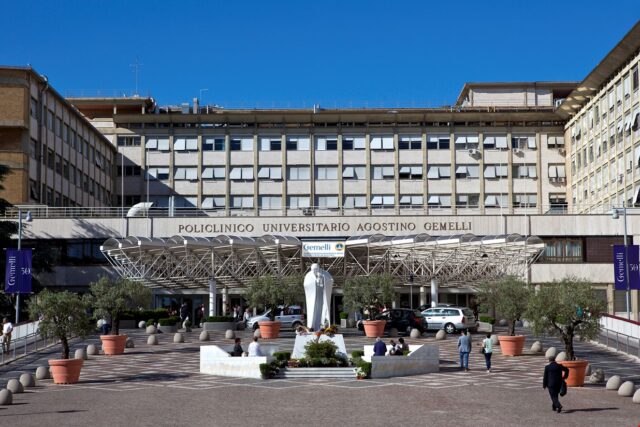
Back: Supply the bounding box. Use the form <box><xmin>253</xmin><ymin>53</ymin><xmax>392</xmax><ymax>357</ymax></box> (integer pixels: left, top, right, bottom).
<box><xmin>476</xmin><ymin>275</ymin><xmax>533</xmax><ymax>336</ymax></box>
<box><xmin>27</xmin><ymin>290</ymin><xmax>93</xmax><ymax>359</ymax></box>
<box><xmin>89</xmin><ymin>276</ymin><xmax>151</xmax><ymax>335</ymax></box>
<box><xmin>526</xmin><ymin>277</ymin><xmax>605</xmax><ymax>361</ymax></box>
<box><xmin>342</xmin><ymin>274</ymin><xmax>397</xmax><ymax>320</ymax></box>
<box><xmin>245</xmin><ymin>275</ymin><xmax>304</xmax><ymax>321</ymax></box>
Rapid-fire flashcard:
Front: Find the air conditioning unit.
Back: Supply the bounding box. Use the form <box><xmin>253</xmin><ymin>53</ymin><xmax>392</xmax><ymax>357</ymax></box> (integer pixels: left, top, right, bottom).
<box><xmin>558</xmin><ymin>148</ymin><xmax>566</xmax><ymax>155</ymax></box>
<box><xmin>550</xmin><ymin>177</ymin><xmax>557</xmax><ymax>183</ymax></box>
<box><xmin>513</xmin><ymin>148</ymin><xmax>523</xmax><ymax>155</ymax></box>
<box><xmin>302</xmin><ymin>208</ymin><xmax>314</xmax><ymax>216</ymax></box>
<box><xmin>618</xmin><ymin>174</ymin><xmax>624</xmax><ymax>183</ymax></box>
<box><xmin>468</xmin><ymin>148</ymin><xmax>479</xmax><ymax>155</ymax></box>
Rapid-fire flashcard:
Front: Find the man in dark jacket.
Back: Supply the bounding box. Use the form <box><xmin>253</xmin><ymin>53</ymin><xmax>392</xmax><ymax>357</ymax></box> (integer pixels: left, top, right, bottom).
<box><xmin>373</xmin><ymin>337</ymin><xmax>387</xmax><ymax>356</ymax></box>
<box><xmin>543</xmin><ymin>355</ymin><xmax>570</xmax><ymax>413</ymax></box>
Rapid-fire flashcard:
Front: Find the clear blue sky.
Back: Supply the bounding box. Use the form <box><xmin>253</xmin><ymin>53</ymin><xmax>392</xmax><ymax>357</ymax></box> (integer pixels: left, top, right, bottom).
<box><xmin>2</xmin><ymin>1</ymin><xmax>638</xmax><ymax>108</ymax></box>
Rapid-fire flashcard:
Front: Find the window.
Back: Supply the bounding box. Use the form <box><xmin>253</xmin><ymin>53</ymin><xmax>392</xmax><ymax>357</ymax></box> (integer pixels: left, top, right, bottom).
<box><xmin>174</xmin><ymin>196</ymin><xmax>197</xmax><ymax>208</ymax></box>
<box><xmin>399</xmin><ymin>136</ymin><xmax>421</xmax><ymax>150</ymax></box>
<box><xmin>259</xmin><ymin>196</ymin><xmax>282</xmax><ymax>210</ymax></box>
<box><xmin>511</xmin><ymin>135</ymin><xmax>536</xmax><ymax>150</ymax></box>
<box><xmin>286</xmin><ymin>136</ymin><xmax>310</xmax><ymax>151</ymax></box>
<box><xmin>483</xmin><ymin>135</ymin><xmax>508</xmax><ymax>150</ymax></box>
<box><xmin>149</xmin><ymin>196</ymin><xmax>170</xmax><ymax>208</ymax></box>
<box><xmin>484</xmin><ymin>194</ymin><xmax>508</xmax><ymax>207</ymax></box>
<box><xmin>118</xmin><ymin>136</ymin><xmax>141</xmax><ymax>147</ymax></box>
<box><xmin>30</xmin><ymin>97</ymin><xmax>38</xmax><ymax>117</ymax></box>
<box><xmin>371</xmin><ymin>195</ymin><xmax>395</xmax><ymax>208</ymax></box>
<box><xmin>547</xmin><ymin>135</ymin><xmax>565</xmax><ymax>148</ymax></box>
<box><xmin>427</xmin><ymin>194</ymin><xmax>451</xmax><ymax>207</ymax></box>
<box><xmin>117</xmin><ymin>165</ymin><xmax>142</xmax><ymax>177</ymax></box>
<box><xmin>456</xmin><ymin>194</ymin><xmax>479</xmax><ymax>208</ymax></box>
<box><xmin>231</xmin><ymin>196</ymin><xmax>254</xmax><ymax>209</ymax></box>
<box><xmin>542</xmin><ymin>238</ymin><xmax>582</xmax><ymax>263</ymax></box>
<box><xmin>260</xmin><ymin>137</ymin><xmax>282</xmax><ymax>151</ymax></box>
<box><xmin>46</xmin><ymin>109</ymin><xmax>54</xmax><ymax>129</ymax></box>
<box><xmin>147</xmin><ymin>167</ymin><xmax>170</xmax><ymax>180</ymax></box>
<box><xmin>29</xmin><ymin>179</ymin><xmax>39</xmax><ymax>201</ymax></box>
<box><xmin>145</xmin><ymin>136</ymin><xmax>169</xmax><ymax>151</ymax></box>
<box><xmin>316</xmin><ymin>137</ymin><xmax>338</xmax><ymax>151</ymax></box>
<box><xmin>63</xmin><ymin>124</ymin><xmax>69</xmax><ymax>143</ymax></box>
<box><xmin>174</xmin><ymin>167</ymin><xmax>198</xmax><ymax>180</ymax></box>
<box><xmin>316</xmin><ymin>196</ymin><xmax>339</xmax><ymax>209</ymax></box>
<box><xmin>174</xmin><ymin>137</ymin><xmax>198</xmax><ymax>151</ymax></box>
<box><xmin>484</xmin><ymin>165</ymin><xmax>508</xmax><ymax>179</ymax></box>
<box><xmin>548</xmin><ymin>164</ymin><xmax>566</xmax><ymax>182</ymax></box>
<box><xmin>316</xmin><ymin>166</ymin><xmax>338</xmax><ymax>180</ymax></box>
<box><xmin>370</xmin><ymin>135</ymin><xmax>394</xmax><ymax>150</ymax></box>
<box><xmin>63</xmin><ymin>160</ymin><xmax>70</xmax><ymax>179</ymax></box>
<box><xmin>372</xmin><ymin>166</ymin><xmax>395</xmax><ymax>180</ymax></box>
<box><xmin>229</xmin><ymin>167</ymin><xmax>254</xmax><ymax>180</ymax></box>
<box><xmin>399</xmin><ymin>195</ymin><xmax>423</xmax><ymax>207</ymax></box>
<box><xmin>455</xmin><ymin>165</ymin><xmax>479</xmax><ymax>179</ymax></box>
<box><xmin>343</xmin><ymin>195</ymin><xmax>367</xmax><ymax>209</ymax></box>
<box><xmin>258</xmin><ymin>166</ymin><xmax>282</xmax><ymax>180</ymax></box>
<box><xmin>342</xmin><ymin>166</ymin><xmax>366</xmax><ymax>180</ymax></box>
<box><xmin>202</xmin><ymin>196</ymin><xmax>225</xmax><ymax>209</ymax></box>
<box><xmin>427</xmin><ymin>135</ymin><xmax>450</xmax><ymax>150</ymax></box>
<box><xmin>46</xmin><ymin>148</ymin><xmax>54</xmax><ymax>169</ymax></box>
<box><xmin>624</xmin><ymin>75</ymin><xmax>631</xmax><ymax>97</ymax></box>
<box><xmin>513</xmin><ymin>194</ymin><xmax>537</xmax><ymax>208</ymax></box>
<box><xmin>230</xmin><ymin>137</ymin><xmax>253</xmax><ymax>151</ymax></box>
<box><xmin>29</xmin><ymin>138</ymin><xmax>37</xmax><ymax>159</ymax></box>
<box><xmin>201</xmin><ymin>167</ymin><xmax>225</xmax><ymax>180</ymax></box>
<box><xmin>454</xmin><ymin>135</ymin><xmax>479</xmax><ymax>150</ymax></box>
<box><xmin>288</xmin><ymin>166</ymin><xmax>310</xmax><ymax>180</ymax></box>
<box><xmin>427</xmin><ymin>165</ymin><xmax>451</xmax><ymax>179</ymax></box>
<box><xmin>288</xmin><ymin>196</ymin><xmax>310</xmax><ymax>209</ymax></box>
<box><xmin>398</xmin><ymin>165</ymin><xmax>423</xmax><ymax>179</ymax></box>
<box><xmin>202</xmin><ymin>137</ymin><xmax>224</xmax><ymax>151</ymax></box>
<box><xmin>342</xmin><ymin>136</ymin><xmax>366</xmax><ymax>150</ymax></box>
<box><xmin>55</xmin><ymin>117</ymin><xmax>62</xmax><ymax>137</ymax></box>
<box><xmin>55</xmin><ymin>154</ymin><xmax>62</xmax><ymax>175</ymax></box>
<box><xmin>633</xmin><ymin>67</ymin><xmax>639</xmax><ymax>91</ymax></box>
<box><xmin>513</xmin><ymin>164</ymin><xmax>537</xmax><ymax>179</ymax></box>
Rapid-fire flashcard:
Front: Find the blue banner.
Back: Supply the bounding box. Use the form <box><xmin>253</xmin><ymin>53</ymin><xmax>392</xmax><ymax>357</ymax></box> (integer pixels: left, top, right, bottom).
<box><xmin>4</xmin><ymin>248</ymin><xmax>32</xmax><ymax>294</ymax></box>
<box><xmin>613</xmin><ymin>245</ymin><xmax>640</xmax><ymax>291</ymax></box>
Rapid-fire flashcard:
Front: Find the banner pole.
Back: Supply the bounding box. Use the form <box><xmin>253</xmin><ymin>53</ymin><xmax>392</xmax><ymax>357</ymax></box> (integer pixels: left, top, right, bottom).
<box><xmin>16</xmin><ymin>208</ymin><xmax>21</xmax><ymax>324</ymax></box>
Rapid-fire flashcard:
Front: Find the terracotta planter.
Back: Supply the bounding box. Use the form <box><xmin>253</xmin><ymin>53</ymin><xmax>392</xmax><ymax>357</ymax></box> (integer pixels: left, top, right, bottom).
<box><xmin>100</xmin><ymin>334</ymin><xmax>128</xmax><ymax>355</ymax></box>
<box><xmin>258</xmin><ymin>321</ymin><xmax>281</xmax><ymax>339</ymax></box>
<box><xmin>497</xmin><ymin>335</ymin><xmax>525</xmax><ymax>356</ymax></box>
<box><xmin>362</xmin><ymin>320</ymin><xmax>387</xmax><ymax>338</ymax></box>
<box><xmin>559</xmin><ymin>359</ymin><xmax>589</xmax><ymax>387</ymax></box>
<box><xmin>49</xmin><ymin>358</ymin><xmax>84</xmax><ymax>384</ymax></box>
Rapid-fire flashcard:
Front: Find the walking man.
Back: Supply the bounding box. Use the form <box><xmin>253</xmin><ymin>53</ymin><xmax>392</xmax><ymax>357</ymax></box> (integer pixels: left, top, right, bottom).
<box><xmin>457</xmin><ymin>329</ymin><xmax>471</xmax><ymax>371</ymax></box>
<box><xmin>2</xmin><ymin>318</ymin><xmax>13</xmax><ymax>354</ymax></box>
<box><xmin>543</xmin><ymin>355</ymin><xmax>570</xmax><ymax>413</ymax></box>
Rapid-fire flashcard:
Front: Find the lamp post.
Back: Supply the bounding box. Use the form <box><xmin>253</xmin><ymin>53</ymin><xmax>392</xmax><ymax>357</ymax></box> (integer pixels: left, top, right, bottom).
<box><xmin>16</xmin><ymin>208</ymin><xmax>32</xmax><ymax>324</ymax></box>
<box><xmin>611</xmin><ymin>206</ymin><xmax>631</xmax><ymax>320</ymax></box>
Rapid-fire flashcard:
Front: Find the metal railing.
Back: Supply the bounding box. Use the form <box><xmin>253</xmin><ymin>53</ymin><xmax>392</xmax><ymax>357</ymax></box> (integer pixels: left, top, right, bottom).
<box><xmin>596</xmin><ymin>314</ymin><xmax>640</xmax><ymax>358</ymax></box>
<box><xmin>0</xmin><ymin>321</ymin><xmax>61</xmax><ymax>365</ymax></box>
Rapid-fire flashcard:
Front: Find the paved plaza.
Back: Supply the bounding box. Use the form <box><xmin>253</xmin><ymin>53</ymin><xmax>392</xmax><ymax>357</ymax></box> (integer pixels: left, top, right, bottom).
<box><xmin>0</xmin><ymin>327</ymin><xmax>638</xmax><ymax>427</ymax></box>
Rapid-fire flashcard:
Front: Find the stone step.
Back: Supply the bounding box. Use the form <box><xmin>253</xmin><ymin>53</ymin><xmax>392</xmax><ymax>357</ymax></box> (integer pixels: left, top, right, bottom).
<box><xmin>278</xmin><ymin>367</ymin><xmax>356</xmax><ymax>379</ymax></box>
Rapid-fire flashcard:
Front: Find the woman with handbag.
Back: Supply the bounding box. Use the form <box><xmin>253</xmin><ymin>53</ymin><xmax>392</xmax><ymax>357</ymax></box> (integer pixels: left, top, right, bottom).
<box><xmin>481</xmin><ymin>333</ymin><xmax>493</xmax><ymax>373</ymax></box>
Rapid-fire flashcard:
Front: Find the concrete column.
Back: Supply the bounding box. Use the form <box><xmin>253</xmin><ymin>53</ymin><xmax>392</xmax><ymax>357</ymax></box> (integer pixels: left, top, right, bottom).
<box><xmin>419</xmin><ymin>286</ymin><xmax>427</xmax><ymax>307</ymax></box>
<box><xmin>430</xmin><ymin>278</ymin><xmax>438</xmax><ymax>307</ymax></box>
<box><xmin>606</xmin><ymin>283</ymin><xmax>615</xmax><ymax>314</ymax></box>
<box><xmin>208</xmin><ymin>278</ymin><xmax>217</xmax><ymax>317</ymax></box>
<box><xmin>222</xmin><ymin>287</ymin><xmax>228</xmax><ymax>315</ymax></box>
<box><xmin>632</xmin><ymin>289</ymin><xmax>639</xmax><ymax>321</ymax></box>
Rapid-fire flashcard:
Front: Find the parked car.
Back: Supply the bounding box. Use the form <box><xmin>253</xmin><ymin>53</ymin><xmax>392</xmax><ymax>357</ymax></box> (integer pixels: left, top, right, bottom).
<box><xmin>246</xmin><ymin>305</ymin><xmax>305</xmax><ymax>331</ymax></box>
<box><xmin>357</xmin><ymin>308</ymin><xmax>427</xmax><ymax>335</ymax></box>
<box><xmin>417</xmin><ymin>303</ymin><xmax>455</xmax><ymax>311</ymax></box>
<box><xmin>421</xmin><ymin>306</ymin><xmax>477</xmax><ymax>334</ymax></box>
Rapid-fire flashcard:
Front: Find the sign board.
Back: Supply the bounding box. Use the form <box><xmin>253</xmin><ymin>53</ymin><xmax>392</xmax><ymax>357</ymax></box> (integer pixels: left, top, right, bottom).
<box><xmin>613</xmin><ymin>245</ymin><xmax>640</xmax><ymax>290</ymax></box>
<box><xmin>5</xmin><ymin>248</ymin><xmax>32</xmax><ymax>294</ymax></box>
<box><xmin>302</xmin><ymin>241</ymin><xmax>345</xmax><ymax>258</ymax></box>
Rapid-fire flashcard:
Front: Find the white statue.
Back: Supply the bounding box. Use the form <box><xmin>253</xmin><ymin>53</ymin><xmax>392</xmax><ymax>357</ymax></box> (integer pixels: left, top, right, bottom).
<box><xmin>303</xmin><ymin>264</ymin><xmax>333</xmax><ymax>331</ymax></box>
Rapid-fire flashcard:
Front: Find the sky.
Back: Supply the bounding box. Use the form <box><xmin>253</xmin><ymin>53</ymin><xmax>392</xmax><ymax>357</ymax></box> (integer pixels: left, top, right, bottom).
<box><xmin>1</xmin><ymin>1</ymin><xmax>639</xmax><ymax>108</ymax></box>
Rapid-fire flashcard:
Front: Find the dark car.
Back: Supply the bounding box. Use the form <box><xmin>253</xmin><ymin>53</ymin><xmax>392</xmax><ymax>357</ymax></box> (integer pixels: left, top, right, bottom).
<box><xmin>357</xmin><ymin>309</ymin><xmax>427</xmax><ymax>335</ymax></box>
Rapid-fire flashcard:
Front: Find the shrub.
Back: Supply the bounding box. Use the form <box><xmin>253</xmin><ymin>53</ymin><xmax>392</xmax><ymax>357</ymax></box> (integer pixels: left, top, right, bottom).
<box><xmin>259</xmin><ymin>361</ymin><xmax>279</xmax><ymax>379</ymax></box>
<box><xmin>356</xmin><ymin>359</ymin><xmax>372</xmax><ymax>378</ymax></box>
<box><xmin>273</xmin><ymin>351</ymin><xmax>292</xmax><ymax>362</ymax></box>
<box><xmin>158</xmin><ymin>316</ymin><xmax>180</xmax><ymax>326</ymax></box>
<box><xmin>351</xmin><ymin>350</ymin><xmax>365</xmax><ymax>359</ymax></box>
<box><xmin>339</xmin><ymin>312</ymin><xmax>349</xmax><ymax>320</ymax></box>
<box><xmin>304</xmin><ymin>340</ymin><xmax>337</xmax><ymax>359</ymax></box>
<box><xmin>478</xmin><ymin>315</ymin><xmax>495</xmax><ymax>325</ymax></box>
<box><xmin>202</xmin><ymin>316</ymin><xmax>235</xmax><ymax>323</ymax></box>
<box><xmin>146</xmin><ymin>318</ymin><xmax>156</xmax><ymax>327</ymax></box>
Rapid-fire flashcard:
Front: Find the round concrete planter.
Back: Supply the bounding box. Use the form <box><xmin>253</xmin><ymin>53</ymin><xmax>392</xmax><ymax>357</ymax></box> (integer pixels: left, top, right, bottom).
<box><xmin>100</xmin><ymin>335</ymin><xmax>127</xmax><ymax>355</ymax></box>
<box><xmin>203</xmin><ymin>322</ymin><xmax>237</xmax><ymax>332</ymax></box>
<box><xmin>362</xmin><ymin>320</ymin><xmax>386</xmax><ymax>338</ymax></box>
<box><xmin>559</xmin><ymin>359</ymin><xmax>589</xmax><ymax>387</ymax></box>
<box><xmin>48</xmin><ymin>358</ymin><xmax>84</xmax><ymax>384</ymax></box>
<box><xmin>497</xmin><ymin>335</ymin><xmax>525</xmax><ymax>356</ymax></box>
<box><xmin>258</xmin><ymin>321</ymin><xmax>281</xmax><ymax>339</ymax></box>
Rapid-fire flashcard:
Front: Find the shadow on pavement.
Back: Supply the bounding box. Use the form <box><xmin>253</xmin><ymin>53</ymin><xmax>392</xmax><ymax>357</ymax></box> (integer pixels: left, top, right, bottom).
<box><xmin>562</xmin><ymin>407</ymin><xmax>619</xmax><ymax>414</ymax></box>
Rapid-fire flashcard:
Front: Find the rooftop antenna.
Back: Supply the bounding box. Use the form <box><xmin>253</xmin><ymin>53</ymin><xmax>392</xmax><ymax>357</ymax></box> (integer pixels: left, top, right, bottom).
<box><xmin>130</xmin><ymin>56</ymin><xmax>143</xmax><ymax>97</ymax></box>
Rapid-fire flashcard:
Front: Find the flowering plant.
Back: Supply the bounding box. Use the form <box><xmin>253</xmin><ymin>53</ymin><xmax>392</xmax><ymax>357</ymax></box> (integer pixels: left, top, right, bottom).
<box><xmin>354</xmin><ymin>366</ymin><xmax>367</xmax><ymax>378</ymax></box>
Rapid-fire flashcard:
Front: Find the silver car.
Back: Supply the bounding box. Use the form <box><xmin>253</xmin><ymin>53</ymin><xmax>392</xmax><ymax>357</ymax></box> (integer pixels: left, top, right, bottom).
<box><xmin>246</xmin><ymin>305</ymin><xmax>304</xmax><ymax>331</ymax></box>
<box><xmin>421</xmin><ymin>306</ymin><xmax>477</xmax><ymax>334</ymax></box>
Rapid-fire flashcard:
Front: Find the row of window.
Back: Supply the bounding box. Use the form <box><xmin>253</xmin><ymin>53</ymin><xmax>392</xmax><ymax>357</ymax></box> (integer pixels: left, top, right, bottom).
<box><xmin>117</xmin><ymin>134</ymin><xmax>562</xmax><ymax>152</ymax></box>
<box><xmin>36</xmin><ymin>148</ymin><xmax>111</xmax><ymax>197</ymax></box>
<box><xmin>30</xmin><ymin>180</ymin><xmax>111</xmax><ymax>207</ymax></box>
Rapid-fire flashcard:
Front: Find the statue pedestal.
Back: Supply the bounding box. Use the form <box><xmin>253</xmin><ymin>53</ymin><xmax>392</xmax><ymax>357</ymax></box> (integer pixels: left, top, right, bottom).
<box><xmin>292</xmin><ymin>334</ymin><xmax>347</xmax><ymax>359</ymax></box>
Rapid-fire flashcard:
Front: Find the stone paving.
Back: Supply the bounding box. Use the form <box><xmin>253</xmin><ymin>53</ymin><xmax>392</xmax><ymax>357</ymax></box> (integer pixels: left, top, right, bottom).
<box><xmin>0</xmin><ymin>327</ymin><xmax>638</xmax><ymax>426</ymax></box>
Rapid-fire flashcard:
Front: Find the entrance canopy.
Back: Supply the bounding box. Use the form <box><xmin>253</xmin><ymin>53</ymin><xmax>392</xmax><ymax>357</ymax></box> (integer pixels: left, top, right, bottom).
<box><xmin>100</xmin><ymin>233</ymin><xmax>544</xmax><ymax>290</ymax></box>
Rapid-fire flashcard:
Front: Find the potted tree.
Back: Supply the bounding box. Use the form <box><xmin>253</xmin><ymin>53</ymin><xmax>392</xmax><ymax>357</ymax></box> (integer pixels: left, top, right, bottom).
<box><xmin>245</xmin><ymin>275</ymin><xmax>303</xmax><ymax>339</ymax></box>
<box><xmin>526</xmin><ymin>277</ymin><xmax>605</xmax><ymax>387</ymax></box>
<box><xmin>27</xmin><ymin>290</ymin><xmax>93</xmax><ymax>384</ymax></box>
<box><xmin>89</xmin><ymin>276</ymin><xmax>151</xmax><ymax>355</ymax></box>
<box><xmin>476</xmin><ymin>276</ymin><xmax>532</xmax><ymax>356</ymax></box>
<box><xmin>342</xmin><ymin>274</ymin><xmax>396</xmax><ymax>338</ymax></box>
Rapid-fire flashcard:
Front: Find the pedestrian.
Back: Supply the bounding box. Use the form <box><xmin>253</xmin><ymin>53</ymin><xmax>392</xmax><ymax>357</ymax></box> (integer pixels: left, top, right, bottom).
<box><xmin>543</xmin><ymin>355</ymin><xmax>570</xmax><ymax>413</ymax></box>
<box><xmin>2</xmin><ymin>318</ymin><xmax>13</xmax><ymax>354</ymax></box>
<box><xmin>179</xmin><ymin>302</ymin><xmax>189</xmax><ymax>323</ymax></box>
<box><xmin>248</xmin><ymin>337</ymin><xmax>263</xmax><ymax>357</ymax></box>
<box><xmin>398</xmin><ymin>337</ymin><xmax>409</xmax><ymax>354</ymax></box>
<box><xmin>388</xmin><ymin>339</ymin><xmax>397</xmax><ymax>355</ymax></box>
<box><xmin>457</xmin><ymin>329</ymin><xmax>471</xmax><ymax>371</ymax></box>
<box><xmin>243</xmin><ymin>308</ymin><xmax>252</xmax><ymax>326</ymax></box>
<box><xmin>482</xmin><ymin>333</ymin><xmax>493</xmax><ymax>373</ymax></box>
<box><xmin>373</xmin><ymin>337</ymin><xmax>387</xmax><ymax>356</ymax></box>
<box><xmin>231</xmin><ymin>337</ymin><xmax>243</xmax><ymax>357</ymax></box>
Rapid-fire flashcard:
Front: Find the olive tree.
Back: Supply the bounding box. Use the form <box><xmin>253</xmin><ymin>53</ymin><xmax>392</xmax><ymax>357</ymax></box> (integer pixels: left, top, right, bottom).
<box><xmin>526</xmin><ymin>277</ymin><xmax>605</xmax><ymax>360</ymax></box>
<box><xmin>245</xmin><ymin>275</ymin><xmax>304</xmax><ymax>321</ymax></box>
<box><xmin>342</xmin><ymin>274</ymin><xmax>397</xmax><ymax>320</ymax></box>
<box><xmin>89</xmin><ymin>276</ymin><xmax>151</xmax><ymax>335</ymax></box>
<box><xmin>476</xmin><ymin>275</ymin><xmax>533</xmax><ymax>336</ymax></box>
